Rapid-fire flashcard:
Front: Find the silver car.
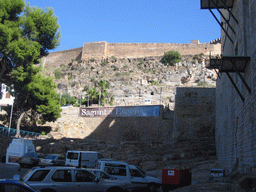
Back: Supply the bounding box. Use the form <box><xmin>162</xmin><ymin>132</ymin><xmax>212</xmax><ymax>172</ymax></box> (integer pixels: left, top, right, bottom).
<box><xmin>18</xmin><ymin>152</ymin><xmax>46</xmax><ymax>168</ymax></box>
<box><xmin>39</xmin><ymin>154</ymin><xmax>65</xmax><ymax>166</ymax></box>
<box><xmin>18</xmin><ymin>166</ymin><xmax>130</xmax><ymax>192</ymax></box>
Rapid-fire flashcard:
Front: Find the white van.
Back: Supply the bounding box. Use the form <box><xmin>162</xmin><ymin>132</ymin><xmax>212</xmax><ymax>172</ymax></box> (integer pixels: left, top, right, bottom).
<box><xmin>65</xmin><ymin>151</ymin><xmax>104</xmax><ymax>168</ymax></box>
<box><xmin>6</xmin><ymin>138</ymin><xmax>35</xmax><ymax>165</ymax></box>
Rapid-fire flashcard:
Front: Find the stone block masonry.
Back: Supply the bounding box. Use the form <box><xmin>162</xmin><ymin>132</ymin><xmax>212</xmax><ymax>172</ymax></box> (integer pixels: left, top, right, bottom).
<box><xmin>215</xmin><ymin>0</ymin><xmax>256</xmax><ymax>174</ymax></box>
<box><xmin>82</xmin><ymin>41</ymin><xmax>221</xmax><ymax>59</ymax></box>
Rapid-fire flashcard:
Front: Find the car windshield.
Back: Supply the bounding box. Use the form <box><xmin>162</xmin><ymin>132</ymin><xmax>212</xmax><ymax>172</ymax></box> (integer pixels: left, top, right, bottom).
<box><xmin>20</xmin><ymin>169</ymin><xmax>34</xmax><ymax>181</ymax></box>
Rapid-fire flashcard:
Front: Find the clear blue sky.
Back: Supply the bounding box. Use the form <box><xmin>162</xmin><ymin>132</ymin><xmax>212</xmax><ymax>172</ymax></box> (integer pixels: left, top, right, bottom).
<box><xmin>27</xmin><ymin>0</ymin><xmax>220</xmax><ymax>53</ymax></box>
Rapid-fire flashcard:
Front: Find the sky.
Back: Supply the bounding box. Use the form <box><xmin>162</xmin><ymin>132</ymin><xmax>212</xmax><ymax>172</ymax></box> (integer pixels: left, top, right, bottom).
<box><xmin>26</xmin><ymin>0</ymin><xmax>220</xmax><ymax>53</ymax></box>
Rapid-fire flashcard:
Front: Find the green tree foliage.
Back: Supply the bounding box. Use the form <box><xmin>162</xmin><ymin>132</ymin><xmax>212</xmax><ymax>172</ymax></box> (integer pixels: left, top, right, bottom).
<box><xmin>0</xmin><ymin>0</ymin><xmax>60</xmax><ymax>94</ymax></box>
<box><xmin>87</xmin><ymin>87</ymin><xmax>98</xmax><ymax>106</ymax></box>
<box><xmin>11</xmin><ymin>66</ymin><xmax>61</xmax><ymax>136</ymax></box>
<box><xmin>61</xmin><ymin>92</ymin><xmax>76</xmax><ymax>105</ymax></box>
<box><xmin>162</xmin><ymin>50</ymin><xmax>182</xmax><ymax>66</ymax></box>
<box><xmin>54</xmin><ymin>68</ymin><xmax>62</xmax><ymax>79</ymax></box>
<box><xmin>0</xmin><ymin>0</ymin><xmax>61</xmax><ymax>136</ymax></box>
<box><xmin>97</xmin><ymin>80</ymin><xmax>110</xmax><ymax>106</ymax></box>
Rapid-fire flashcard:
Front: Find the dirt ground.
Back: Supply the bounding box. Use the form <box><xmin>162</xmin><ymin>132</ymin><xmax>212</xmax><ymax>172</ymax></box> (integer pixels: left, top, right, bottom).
<box><xmin>1</xmin><ymin>135</ymin><xmax>252</xmax><ymax>192</ymax></box>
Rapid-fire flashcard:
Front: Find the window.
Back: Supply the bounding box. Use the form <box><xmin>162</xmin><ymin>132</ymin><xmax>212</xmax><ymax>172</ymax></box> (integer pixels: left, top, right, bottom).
<box><xmin>52</xmin><ymin>170</ymin><xmax>72</xmax><ymax>182</ymax></box>
<box><xmin>130</xmin><ymin>169</ymin><xmax>144</xmax><ymax>177</ymax></box>
<box><xmin>104</xmin><ymin>167</ymin><xmax>127</xmax><ymax>176</ymax></box>
<box><xmin>94</xmin><ymin>171</ymin><xmax>111</xmax><ymax>179</ymax></box>
<box><xmin>28</xmin><ymin>170</ymin><xmax>50</xmax><ymax>181</ymax></box>
<box><xmin>67</xmin><ymin>152</ymin><xmax>79</xmax><ymax>160</ymax></box>
<box><xmin>75</xmin><ymin>170</ymin><xmax>96</xmax><ymax>182</ymax></box>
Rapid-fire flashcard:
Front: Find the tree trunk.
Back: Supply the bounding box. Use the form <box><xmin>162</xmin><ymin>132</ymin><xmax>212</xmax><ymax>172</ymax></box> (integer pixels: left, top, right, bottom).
<box><xmin>0</xmin><ymin>57</ymin><xmax>7</xmax><ymax>95</ymax></box>
<box><xmin>16</xmin><ymin>111</ymin><xmax>25</xmax><ymax>138</ymax></box>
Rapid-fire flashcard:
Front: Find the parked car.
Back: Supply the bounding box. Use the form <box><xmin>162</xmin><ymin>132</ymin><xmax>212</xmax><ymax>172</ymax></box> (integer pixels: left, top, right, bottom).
<box><xmin>18</xmin><ymin>152</ymin><xmax>45</xmax><ymax>168</ymax></box>
<box><xmin>17</xmin><ymin>166</ymin><xmax>131</xmax><ymax>192</ymax></box>
<box><xmin>97</xmin><ymin>160</ymin><xmax>161</xmax><ymax>192</ymax></box>
<box><xmin>39</xmin><ymin>154</ymin><xmax>65</xmax><ymax>166</ymax></box>
<box><xmin>0</xmin><ymin>179</ymin><xmax>39</xmax><ymax>192</ymax></box>
<box><xmin>86</xmin><ymin>168</ymin><xmax>132</xmax><ymax>191</ymax></box>
<box><xmin>65</xmin><ymin>150</ymin><xmax>104</xmax><ymax>168</ymax></box>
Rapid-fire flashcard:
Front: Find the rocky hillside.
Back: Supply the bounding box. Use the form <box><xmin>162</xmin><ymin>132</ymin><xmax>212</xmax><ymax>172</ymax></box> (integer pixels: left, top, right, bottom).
<box><xmin>41</xmin><ymin>54</ymin><xmax>216</xmax><ymax>108</ymax></box>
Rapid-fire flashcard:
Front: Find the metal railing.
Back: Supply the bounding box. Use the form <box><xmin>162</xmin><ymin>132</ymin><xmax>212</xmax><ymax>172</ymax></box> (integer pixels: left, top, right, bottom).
<box><xmin>0</xmin><ymin>126</ymin><xmax>41</xmax><ymax>137</ymax></box>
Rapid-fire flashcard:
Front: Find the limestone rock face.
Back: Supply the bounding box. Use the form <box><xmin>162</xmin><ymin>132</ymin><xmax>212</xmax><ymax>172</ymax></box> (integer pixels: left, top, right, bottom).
<box><xmin>43</xmin><ymin>55</ymin><xmax>216</xmax><ymax>107</ymax></box>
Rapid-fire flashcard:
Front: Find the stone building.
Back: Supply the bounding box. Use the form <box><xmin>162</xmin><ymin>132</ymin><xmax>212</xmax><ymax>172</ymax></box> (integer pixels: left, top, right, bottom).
<box><xmin>201</xmin><ymin>0</ymin><xmax>256</xmax><ymax>174</ymax></box>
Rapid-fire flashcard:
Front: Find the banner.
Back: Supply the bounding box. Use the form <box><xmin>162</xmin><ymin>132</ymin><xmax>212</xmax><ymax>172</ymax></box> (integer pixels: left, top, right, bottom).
<box><xmin>80</xmin><ymin>106</ymin><xmax>160</xmax><ymax>117</ymax></box>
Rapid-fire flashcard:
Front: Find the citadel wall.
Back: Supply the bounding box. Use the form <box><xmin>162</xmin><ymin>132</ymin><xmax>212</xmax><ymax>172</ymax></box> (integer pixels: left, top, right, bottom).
<box><xmin>41</xmin><ymin>40</ymin><xmax>220</xmax><ymax>69</ymax></box>
<box><xmin>82</xmin><ymin>41</ymin><xmax>221</xmax><ymax>59</ymax></box>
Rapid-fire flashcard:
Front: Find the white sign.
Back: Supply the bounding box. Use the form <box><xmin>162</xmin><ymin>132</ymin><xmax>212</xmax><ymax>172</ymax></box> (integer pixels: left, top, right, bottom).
<box><xmin>168</xmin><ymin>170</ymin><xmax>175</xmax><ymax>176</ymax></box>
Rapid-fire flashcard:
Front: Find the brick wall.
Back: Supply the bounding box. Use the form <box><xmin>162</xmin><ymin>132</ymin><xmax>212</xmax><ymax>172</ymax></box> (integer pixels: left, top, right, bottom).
<box><xmin>215</xmin><ymin>0</ymin><xmax>256</xmax><ymax>174</ymax></box>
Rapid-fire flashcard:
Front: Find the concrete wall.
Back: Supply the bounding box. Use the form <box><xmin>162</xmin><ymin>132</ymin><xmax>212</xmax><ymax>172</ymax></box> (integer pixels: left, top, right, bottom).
<box><xmin>215</xmin><ymin>0</ymin><xmax>256</xmax><ymax>174</ymax></box>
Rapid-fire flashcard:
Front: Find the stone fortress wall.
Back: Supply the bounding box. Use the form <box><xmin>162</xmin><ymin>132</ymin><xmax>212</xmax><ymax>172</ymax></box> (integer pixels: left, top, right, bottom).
<box><xmin>42</xmin><ymin>40</ymin><xmax>221</xmax><ymax>68</ymax></box>
<box><xmin>82</xmin><ymin>40</ymin><xmax>221</xmax><ymax>59</ymax></box>
<box><xmin>40</xmin><ymin>40</ymin><xmax>218</xmax><ymax>148</ymax></box>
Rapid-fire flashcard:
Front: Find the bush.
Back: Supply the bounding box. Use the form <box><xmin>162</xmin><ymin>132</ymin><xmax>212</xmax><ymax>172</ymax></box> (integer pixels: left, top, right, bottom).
<box><xmin>54</xmin><ymin>68</ymin><xmax>62</xmax><ymax>79</ymax></box>
<box><xmin>100</xmin><ymin>61</ymin><xmax>108</xmax><ymax>67</ymax></box>
<box><xmin>111</xmin><ymin>65</ymin><xmax>119</xmax><ymax>71</ymax></box>
<box><xmin>90</xmin><ymin>58</ymin><xmax>96</xmax><ymax>62</ymax></box>
<box><xmin>162</xmin><ymin>50</ymin><xmax>182</xmax><ymax>66</ymax></box>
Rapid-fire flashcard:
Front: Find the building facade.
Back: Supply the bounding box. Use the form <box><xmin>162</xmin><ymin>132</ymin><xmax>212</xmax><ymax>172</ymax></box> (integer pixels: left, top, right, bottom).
<box><xmin>202</xmin><ymin>0</ymin><xmax>256</xmax><ymax>174</ymax></box>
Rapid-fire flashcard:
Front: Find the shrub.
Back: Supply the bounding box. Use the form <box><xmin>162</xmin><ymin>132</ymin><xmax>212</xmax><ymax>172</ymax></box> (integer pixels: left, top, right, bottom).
<box><xmin>162</xmin><ymin>50</ymin><xmax>182</xmax><ymax>66</ymax></box>
<box><xmin>90</xmin><ymin>78</ymin><xmax>95</xmax><ymax>82</ymax></box>
<box><xmin>100</xmin><ymin>61</ymin><xmax>108</xmax><ymax>67</ymax></box>
<box><xmin>115</xmin><ymin>72</ymin><xmax>122</xmax><ymax>77</ymax></box>
<box><xmin>143</xmin><ymin>69</ymin><xmax>149</xmax><ymax>73</ymax></box>
<box><xmin>83</xmin><ymin>85</ymin><xmax>89</xmax><ymax>91</ymax></box>
<box><xmin>112</xmin><ymin>65</ymin><xmax>119</xmax><ymax>71</ymax></box>
<box><xmin>54</xmin><ymin>68</ymin><xmax>62</xmax><ymax>79</ymax></box>
<box><xmin>90</xmin><ymin>58</ymin><xmax>96</xmax><ymax>62</ymax></box>
<box><xmin>111</xmin><ymin>56</ymin><xmax>117</xmax><ymax>60</ymax></box>
<box><xmin>71</xmin><ymin>81</ymin><xmax>77</xmax><ymax>87</ymax></box>
<box><xmin>152</xmin><ymin>80</ymin><xmax>159</xmax><ymax>85</ymax></box>
<box><xmin>193</xmin><ymin>55</ymin><xmax>199</xmax><ymax>60</ymax></box>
